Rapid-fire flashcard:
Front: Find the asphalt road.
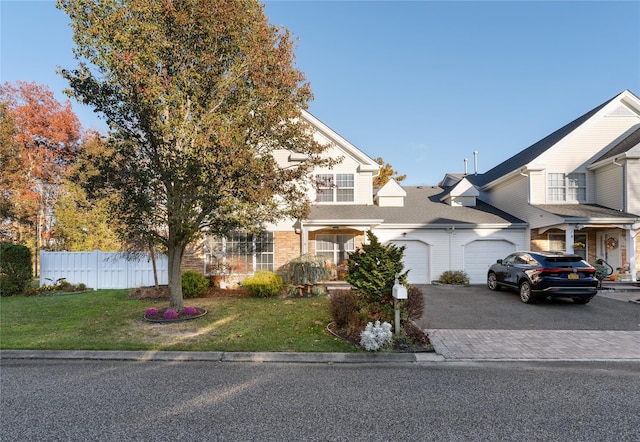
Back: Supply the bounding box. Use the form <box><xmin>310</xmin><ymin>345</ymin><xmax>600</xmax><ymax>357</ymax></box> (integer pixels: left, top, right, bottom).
<box><xmin>414</xmin><ymin>285</ymin><xmax>640</xmax><ymax>331</ymax></box>
<box><xmin>1</xmin><ymin>359</ymin><xmax>639</xmax><ymax>441</ymax></box>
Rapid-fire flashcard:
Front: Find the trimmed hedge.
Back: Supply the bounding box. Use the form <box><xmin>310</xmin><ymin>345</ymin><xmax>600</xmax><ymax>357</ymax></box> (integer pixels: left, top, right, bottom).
<box><xmin>0</xmin><ymin>243</ymin><xmax>32</xmax><ymax>296</ymax></box>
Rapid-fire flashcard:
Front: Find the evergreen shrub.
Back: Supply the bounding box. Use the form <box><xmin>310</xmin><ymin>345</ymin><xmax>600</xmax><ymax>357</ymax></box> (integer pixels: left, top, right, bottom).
<box><xmin>345</xmin><ymin>231</ymin><xmax>408</xmax><ymax>320</ymax></box>
<box><xmin>181</xmin><ymin>270</ymin><xmax>209</xmax><ymax>299</ymax></box>
<box><xmin>437</xmin><ymin>270</ymin><xmax>470</xmax><ymax>286</ymax></box>
<box><xmin>0</xmin><ymin>243</ymin><xmax>32</xmax><ymax>297</ymax></box>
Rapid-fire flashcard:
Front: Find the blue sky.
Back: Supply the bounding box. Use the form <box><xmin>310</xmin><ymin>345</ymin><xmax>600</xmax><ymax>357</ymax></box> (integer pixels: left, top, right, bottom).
<box><xmin>2</xmin><ymin>1</ymin><xmax>639</xmax><ymax>185</ymax></box>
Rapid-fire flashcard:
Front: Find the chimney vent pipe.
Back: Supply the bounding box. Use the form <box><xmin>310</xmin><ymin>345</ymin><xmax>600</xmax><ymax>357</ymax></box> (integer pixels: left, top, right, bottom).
<box><xmin>473</xmin><ymin>151</ymin><xmax>478</xmax><ymax>175</ymax></box>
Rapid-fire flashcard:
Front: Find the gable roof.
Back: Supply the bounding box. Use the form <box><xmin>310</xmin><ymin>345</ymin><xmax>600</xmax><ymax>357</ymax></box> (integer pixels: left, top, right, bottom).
<box><xmin>592</xmin><ymin>125</ymin><xmax>640</xmax><ymax>164</ymax></box>
<box><xmin>375</xmin><ymin>179</ymin><xmax>406</xmax><ymax>197</ymax></box>
<box><xmin>300</xmin><ymin>109</ymin><xmax>380</xmax><ymax>173</ymax></box>
<box><xmin>469</xmin><ymin>92</ymin><xmax>630</xmax><ymax>188</ymax></box>
<box><xmin>307</xmin><ymin>186</ymin><xmax>525</xmax><ymax>227</ymax></box>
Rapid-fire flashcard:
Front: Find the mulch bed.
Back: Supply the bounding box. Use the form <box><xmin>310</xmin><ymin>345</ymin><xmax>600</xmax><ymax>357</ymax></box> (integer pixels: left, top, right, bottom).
<box><xmin>327</xmin><ymin>321</ymin><xmax>433</xmax><ymax>352</ymax></box>
<box><xmin>128</xmin><ymin>285</ymin><xmax>249</xmax><ymax>300</ymax></box>
<box><xmin>144</xmin><ymin>307</ymin><xmax>208</xmax><ymax>323</ymax></box>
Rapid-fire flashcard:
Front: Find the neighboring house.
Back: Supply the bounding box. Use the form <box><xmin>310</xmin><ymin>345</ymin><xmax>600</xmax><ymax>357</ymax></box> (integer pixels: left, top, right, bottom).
<box><xmin>460</xmin><ymin>89</ymin><xmax>640</xmax><ymax>282</ymax></box>
<box><xmin>186</xmin><ymin>110</ymin><xmax>527</xmax><ymax>285</ymax></box>
<box><xmin>185</xmin><ymin>90</ymin><xmax>640</xmax><ymax>285</ymax></box>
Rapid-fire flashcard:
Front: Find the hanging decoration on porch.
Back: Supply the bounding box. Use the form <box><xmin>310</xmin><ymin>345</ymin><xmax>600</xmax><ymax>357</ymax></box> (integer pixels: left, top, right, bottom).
<box><xmin>606</xmin><ymin>237</ymin><xmax>618</xmax><ymax>249</ymax></box>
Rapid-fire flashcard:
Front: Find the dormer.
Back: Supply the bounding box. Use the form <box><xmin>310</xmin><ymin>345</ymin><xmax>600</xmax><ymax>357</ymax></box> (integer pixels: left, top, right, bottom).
<box><xmin>440</xmin><ymin>177</ymin><xmax>479</xmax><ymax>207</ymax></box>
<box><xmin>374</xmin><ymin>179</ymin><xmax>406</xmax><ymax>207</ymax></box>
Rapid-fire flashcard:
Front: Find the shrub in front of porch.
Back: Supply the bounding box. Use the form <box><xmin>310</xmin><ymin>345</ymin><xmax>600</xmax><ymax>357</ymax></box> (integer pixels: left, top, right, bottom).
<box><xmin>344</xmin><ymin>231</ymin><xmax>408</xmax><ymax>319</ymax></box>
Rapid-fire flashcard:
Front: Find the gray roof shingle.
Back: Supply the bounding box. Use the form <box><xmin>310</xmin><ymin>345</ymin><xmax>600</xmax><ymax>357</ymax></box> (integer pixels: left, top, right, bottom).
<box><xmin>533</xmin><ymin>204</ymin><xmax>640</xmax><ymax>220</ymax></box>
<box><xmin>307</xmin><ymin>186</ymin><xmax>525</xmax><ymax>226</ymax></box>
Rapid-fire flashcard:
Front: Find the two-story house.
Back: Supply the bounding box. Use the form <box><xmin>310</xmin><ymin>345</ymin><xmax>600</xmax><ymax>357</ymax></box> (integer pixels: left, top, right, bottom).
<box><xmin>192</xmin><ymin>110</ymin><xmax>528</xmax><ymax>285</ymax></box>
<box><xmin>462</xmin><ymin>90</ymin><xmax>640</xmax><ymax>282</ymax></box>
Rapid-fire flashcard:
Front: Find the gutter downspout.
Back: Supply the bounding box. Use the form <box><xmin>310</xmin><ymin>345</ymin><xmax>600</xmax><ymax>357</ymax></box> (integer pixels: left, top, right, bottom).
<box><xmin>613</xmin><ymin>158</ymin><xmax>626</xmax><ymax>211</ymax></box>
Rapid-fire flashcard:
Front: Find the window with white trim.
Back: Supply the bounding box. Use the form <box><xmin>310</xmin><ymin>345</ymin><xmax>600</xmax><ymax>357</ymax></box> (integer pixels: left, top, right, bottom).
<box><xmin>205</xmin><ymin>231</ymin><xmax>274</xmax><ymax>273</ymax></box>
<box><xmin>549</xmin><ymin>233</ymin><xmax>587</xmax><ymax>260</ymax></box>
<box><xmin>315</xmin><ymin>173</ymin><xmax>354</xmax><ymax>202</ymax></box>
<box><xmin>548</xmin><ymin>173</ymin><xmax>586</xmax><ymax>202</ymax></box>
<box><xmin>316</xmin><ymin>234</ymin><xmax>355</xmax><ymax>265</ymax></box>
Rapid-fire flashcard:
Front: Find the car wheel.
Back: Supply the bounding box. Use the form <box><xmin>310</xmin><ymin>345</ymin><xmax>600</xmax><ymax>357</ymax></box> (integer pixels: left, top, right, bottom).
<box><xmin>519</xmin><ymin>281</ymin><xmax>535</xmax><ymax>304</ymax></box>
<box><xmin>573</xmin><ymin>297</ymin><xmax>592</xmax><ymax>304</ymax></box>
<box><xmin>487</xmin><ymin>273</ymin><xmax>501</xmax><ymax>291</ymax></box>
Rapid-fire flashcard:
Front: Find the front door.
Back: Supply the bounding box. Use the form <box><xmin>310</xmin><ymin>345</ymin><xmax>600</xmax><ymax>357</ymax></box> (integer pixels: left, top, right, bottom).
<box><xmin>597</xmin><ymin>231</ymin><xmax>622</xmax><ymax>273</ymax></box>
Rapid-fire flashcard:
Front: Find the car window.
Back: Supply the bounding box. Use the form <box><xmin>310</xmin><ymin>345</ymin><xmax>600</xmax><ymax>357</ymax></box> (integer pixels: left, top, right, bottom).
<box><xmin>514</xmin><ymin>255</ymin><xmax>528</xmax><ymax>264</ymax></box>
<box><xmin>513</xmin><ymin>254</ymin><xmax>537</xmax><ymax>265</ymax></box>
<box><xmin>503</xmin><ymin>254</ymin><xmax>517</xmax><ymax>265</ymax></box>
<box><xmin>544</xmin><ymin>256</ymin><xmax>591</xmax><ymax>268</ymax></box>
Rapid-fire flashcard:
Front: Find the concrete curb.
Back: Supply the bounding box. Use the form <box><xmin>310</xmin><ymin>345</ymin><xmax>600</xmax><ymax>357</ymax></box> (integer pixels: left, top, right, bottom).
<box><xmin>0</xmin><ymin>350</ymin><xmax>445</xmax><ymax>364</ymax></box>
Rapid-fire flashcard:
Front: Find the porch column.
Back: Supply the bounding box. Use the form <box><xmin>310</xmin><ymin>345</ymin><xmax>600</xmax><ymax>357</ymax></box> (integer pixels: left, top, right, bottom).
<box><xmin>565</xmin><ymin>227</ymin><xmax>575</xmax><ymax>254</ymax></box>
<box><xmin>301</xmin><ymin>225</ymin><xmax>309</xmax><ymax>255</ymax></box>
<box><xmin>627</xmin><ymin>225</ymin><xmax>637</xmax><ymax>282</ymax></box>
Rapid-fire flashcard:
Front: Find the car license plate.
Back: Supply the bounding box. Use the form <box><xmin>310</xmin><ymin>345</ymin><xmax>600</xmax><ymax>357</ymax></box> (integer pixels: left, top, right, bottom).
<box><xmin>568</xmin><ymin>273</ymin><xmax>579</xmax><ymax>279</ymax></box>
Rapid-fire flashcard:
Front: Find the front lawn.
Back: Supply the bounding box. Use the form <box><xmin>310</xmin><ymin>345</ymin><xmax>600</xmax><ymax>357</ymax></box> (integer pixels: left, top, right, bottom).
<box><xmin>0</xmin><ymin>290</ymin><xmax>357</xmax><ymax>352</ymax></box>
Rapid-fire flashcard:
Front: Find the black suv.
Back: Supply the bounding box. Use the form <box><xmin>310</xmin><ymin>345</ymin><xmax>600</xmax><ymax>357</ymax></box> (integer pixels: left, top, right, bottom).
<box><xmin>487</xmin><ymin>251</ymin><xmax>598</xmax><ymax>304</ymax></box>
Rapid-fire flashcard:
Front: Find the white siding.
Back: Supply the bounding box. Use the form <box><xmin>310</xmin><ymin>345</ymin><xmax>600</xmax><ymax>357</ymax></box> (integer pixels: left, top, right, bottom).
<box><xmin>594</xmin><ymin>163</ymin><xmax>624</xmax><ymax>210</ymax></box>
<box><xmin>627</xmin><ymin>159</ymin><xmax>640</xmax><ymax>215</ymax></box>
<box><xmin>536</xmin><ymin>117</ymin><xmax>639</xmax><ymax>176</ymax></box>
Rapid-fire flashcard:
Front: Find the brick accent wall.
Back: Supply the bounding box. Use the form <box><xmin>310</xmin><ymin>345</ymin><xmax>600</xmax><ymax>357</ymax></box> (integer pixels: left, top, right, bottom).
<box><xmin>181</xmin><ymin>240</ymin><xmax>206</xmax><ymax>274</ymax></box>
<box><xmin>275</xmin><ymin>231</ymin><xmax>301</xmax><ymax>271</ymax></box>
<box><xmin>530</xmin><ymin>228</ymin><xmax>631</xmax><ymax>265</ymax></box>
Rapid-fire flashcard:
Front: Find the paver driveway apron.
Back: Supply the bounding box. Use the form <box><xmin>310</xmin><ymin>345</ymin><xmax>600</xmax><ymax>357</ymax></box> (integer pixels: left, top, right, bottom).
<box><xmin>419</xmin><ymin>285</ymin><xmax>640</xmax><ymax>361</ymax></box>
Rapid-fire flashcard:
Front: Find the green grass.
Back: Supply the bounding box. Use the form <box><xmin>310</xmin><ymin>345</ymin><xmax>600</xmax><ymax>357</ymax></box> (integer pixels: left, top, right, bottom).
<box><xmin>0</xmin><ymin>290</ymin><xmax>357</xmax><ymax>352</ymax></box>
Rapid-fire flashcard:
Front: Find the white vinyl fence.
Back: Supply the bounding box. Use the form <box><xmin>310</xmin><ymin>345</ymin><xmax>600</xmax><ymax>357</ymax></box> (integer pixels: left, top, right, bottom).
<box><xmin>40</xmin><ymin>251</ymin><xmax>168</xmax><ymax>289</ymax></box>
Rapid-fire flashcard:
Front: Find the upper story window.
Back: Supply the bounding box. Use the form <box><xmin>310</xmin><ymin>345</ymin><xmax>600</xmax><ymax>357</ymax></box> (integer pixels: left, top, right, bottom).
<box><xmin>548</xmin><ymin>173</ymin><xmax>586</xmax><ymax>202</ymax></box>
<box><xmin>315</xmin><ymin>173</ymin><xmax>354</xmax><ymax>202</ymax></box>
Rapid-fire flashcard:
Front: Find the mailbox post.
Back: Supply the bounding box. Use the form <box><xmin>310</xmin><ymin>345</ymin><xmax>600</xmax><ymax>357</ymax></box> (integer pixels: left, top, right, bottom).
<box><xmin>392</xmin><ymin>273</ymin><xmax>407</xmax><ymax>335</ymax></box>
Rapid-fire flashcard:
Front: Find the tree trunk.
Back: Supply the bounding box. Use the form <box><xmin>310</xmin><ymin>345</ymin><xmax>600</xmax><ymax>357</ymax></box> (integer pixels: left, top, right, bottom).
<box><xmin>167</xmin><ymin>242</ymin><xmax>185</xmax><ymax>312</ymax></box>
<box><xmin>149</xmin><ymin>245</ymin><xmax>158</xmax><ymax>289</ymax></box>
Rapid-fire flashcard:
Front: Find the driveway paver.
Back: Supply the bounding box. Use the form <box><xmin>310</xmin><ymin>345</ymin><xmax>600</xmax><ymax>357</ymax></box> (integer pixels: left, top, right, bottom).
<box><xmin>427</xmin><ymin>329</ymin><xmax>640</xmax><ymax>361</ymax></box>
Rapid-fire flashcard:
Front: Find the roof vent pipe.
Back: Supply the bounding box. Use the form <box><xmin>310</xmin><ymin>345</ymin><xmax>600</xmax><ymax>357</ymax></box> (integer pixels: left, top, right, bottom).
<box><xmin>464</xmin><ymin>158</ymin><xmax>468</xmax><ymax>175</ymax></box>
<box><xmin>473</xmin><ymin>151</ymin><xmax>478</xmax><ymax>175</ymax></box>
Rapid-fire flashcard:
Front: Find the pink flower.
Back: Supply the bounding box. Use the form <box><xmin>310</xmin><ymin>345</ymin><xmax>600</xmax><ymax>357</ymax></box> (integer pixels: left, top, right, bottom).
<box><xmin>163</xmin><ymin>309</ymin><xmax>178</xmax><ymax>319</ymax></box>
<box><xmin>182</xmin><ymin>306</ymin><xmax>198</xmax><ymax>316</ymax></box>
<box><xmin>144</xmin><ymin>308</ymin><xmax>159</xmax><ymax>317</ymax></box>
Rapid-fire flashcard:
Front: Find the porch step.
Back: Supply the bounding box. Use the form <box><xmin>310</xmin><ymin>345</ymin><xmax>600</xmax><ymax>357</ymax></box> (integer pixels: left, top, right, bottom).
<box><xmin>322</xmin><ymin>281</ymin><xmax>353</xmax><ymax>293</ymax></box>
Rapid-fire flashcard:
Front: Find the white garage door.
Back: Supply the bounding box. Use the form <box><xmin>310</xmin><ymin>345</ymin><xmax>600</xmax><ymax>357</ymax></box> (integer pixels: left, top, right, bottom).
<box><xmin>390</xmin><ymin>240</ymin><xmax>430</xmax><ymax>284</ymax></box>
<box><xmin>464</xmin><ymin>240</ymin><xmax>515</xmax><ymax>284</ymax></box>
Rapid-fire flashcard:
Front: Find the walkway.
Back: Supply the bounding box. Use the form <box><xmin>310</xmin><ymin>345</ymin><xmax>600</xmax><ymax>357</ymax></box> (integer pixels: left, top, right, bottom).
<box><xmin>426</xmin><ymin>329</ymin><xmax>640</xmax><ymax>361</ymax></box>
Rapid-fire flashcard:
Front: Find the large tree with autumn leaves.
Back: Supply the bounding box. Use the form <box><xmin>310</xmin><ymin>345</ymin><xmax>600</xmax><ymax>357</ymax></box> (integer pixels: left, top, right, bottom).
<box><xmin>57</xmin><ymin>0</ymin><xmax>331</xmax><ymax>311</ymax></box>
<box><xmin>0</xmin><ymin>81</ymin><xmax>81</xmax><ymax>255</ymax></box>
